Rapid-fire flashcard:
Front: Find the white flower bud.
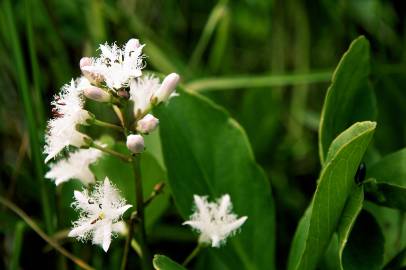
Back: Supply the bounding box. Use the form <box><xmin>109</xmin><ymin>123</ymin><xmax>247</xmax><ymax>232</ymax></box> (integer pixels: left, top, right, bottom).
<box><xmin>80</xmin><ymin>57</ymin><xmax>104</xmax><ymax>84</ymax></box>
<box><xmin>83</xmin><ymin>86</ymin><xmax>111</xmax><ymax>102</ymax></box>
<box><xmin>125</xmin><ymin>38</ymin><xmax>141</xmax><ymax>53</ymax></box>
<box><xmin>152</xmin><ymin>73</ymin><xmax>180</xmax><ymax>103</ymax></box>
<box><xmin>126</xmin><ymin>134</ymin><xmax>145</xmax><ymax>154</ymax></box>
<box><xmin>136</xmin><ymin>114</ymin><xmax>159</xmax><ymax>134</ymax></box>
<box><xmin>79</xmin><ymin>57</ymin><xmax>93</xmax><ymax>69</ymax></box>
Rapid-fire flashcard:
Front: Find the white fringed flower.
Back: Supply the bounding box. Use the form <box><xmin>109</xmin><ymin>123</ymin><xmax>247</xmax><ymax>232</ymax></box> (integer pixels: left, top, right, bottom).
<box><xmin>45</xmin><ymin>147</ymin><xmax>103</xmax><ymax>186</ymax></box>
<box><xmin>129</xmin><ymin>73</ymin><xmax>179</xmax><ymax>118</ymax></box>
<box><xmin>129</xmin><ymin>75</ymin><xmax>160</xmax><ymax>118</ymax></box>
<box><xmin>183</xmin><ymin>194</ymin><xmax>247</xmax><ymax>248</ymax></box>
<box><xmin>44</xmin><ymin>78</ymin><xmax>91</xmax><ymax>163</ymax></box>
<box><xmin>82</xmin><ymin>39</ymin><xmax>145</xmax><ymax>90</ymax></box>
<box><xmin>69</xmin><ymin>177</ymin><xmax>132</xmax><ymax>252</ymax></box>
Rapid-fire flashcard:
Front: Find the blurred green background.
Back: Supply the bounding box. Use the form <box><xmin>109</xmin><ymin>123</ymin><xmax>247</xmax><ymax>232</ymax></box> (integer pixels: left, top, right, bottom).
<box><xmin>0</xmin><ymin>0</ymin><xmax>405</xmax><ymax>269</ymax></box>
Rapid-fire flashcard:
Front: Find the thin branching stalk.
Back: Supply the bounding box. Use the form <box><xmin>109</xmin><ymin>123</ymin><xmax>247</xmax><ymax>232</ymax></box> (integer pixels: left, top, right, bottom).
<box><xmin>0</xmin><ymin>196</ymin><xmax>94</xmax><ymax>270</ymax></box>
<box><xmin>182</xmin><ymin>244</ymin><xmax>203</xmax><ymax>266</ymax></box>
<box><xmin>93</xmin><ymin>119</ymin><xmax>124</xmax><ymax>132</ymax></box>
<box><xmin>89</xmin><ymin>142</ymin><xmax>132</xmax><ymax>162</ymax></box>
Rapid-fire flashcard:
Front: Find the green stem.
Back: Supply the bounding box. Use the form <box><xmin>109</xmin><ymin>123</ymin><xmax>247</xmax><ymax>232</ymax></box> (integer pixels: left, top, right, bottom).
<box><xmin>185</xmin><ymin>70</ymin><xmax>332</xmax><ymax>92</ymax></box>
<box><xmin>132</xmin><ymin>154</ymin><xmax>152</xmax><ymax>270</ymax></box>
<box><xmin>3</xmin><ymin>0</ymin><xmax>54</xmax><ymax>233</ymax></box>
<box><xmin>89</xmin><ymin>142</ymin><xmax>132</xmax><ymax>163</ymax></box>
<box><xmin>93</xmin><ymin>119</ymin><xmax>124</xmax><ymax>132</ymax></box>
<box><xmin>182</xmin><ymin>244</ymin><xmax>203</xmax><ymax>266</ymax></box>
<box><xmin>0</xmin><ymin>196</ymin><xmax>94</xmax><ymax>270</ymax></box>
<box><xmin>120</xmin><ymin>218</ymin><xmax>134</xmax><ymax>270</ymax></box>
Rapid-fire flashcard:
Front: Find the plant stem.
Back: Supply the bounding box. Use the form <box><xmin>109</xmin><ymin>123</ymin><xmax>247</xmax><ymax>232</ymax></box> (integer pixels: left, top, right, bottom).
<box><xmin>182</xmin><ymin>244</ymin><xmax>203</xmax><ymax>266</ymax></box>
<box><xmin>132</xmin><ymin>154</ymin><xmax>152</xmax><ymax>270</ymax></box>
<box><xmin>93</xmin><ymin>119</ymin><xmax>124</xmax><ymax>132</ymax></box>
<box><xmin>143</xmin><ymin>182</ymin><xmax>165</xmax><ymax>207</ymax></box>
<box><xmin>89</xmin><ymin>142</ymin><xmax>132</xmax><ymax>163</ymax></box>
<box><xmin>120</xmin><ymin>218</ymin><xmax>134</xmax><ymax>270</ymax></box>
<box><xmin>0</xmin><ymin>196</ymin><xmax>94</xmax><ymax>270</ymax></box>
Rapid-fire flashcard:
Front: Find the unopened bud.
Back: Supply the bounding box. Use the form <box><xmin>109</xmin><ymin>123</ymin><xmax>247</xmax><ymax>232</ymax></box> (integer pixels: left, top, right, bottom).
<box><xmin>126</xmin><ymin>134</ymin><xmax>145</xmax><ymax>154</ymax></box>
<box><xmin>136</xmin><ymin>114</ymin><xmax>159</xmax><ymax>134</ymax></box>
<box><xmin>117</xmin><ymin>89</ymin><xmax>130</xmax><ymax>99</ymax></box>
<box><xmin>79</xmin><ymin>57</ymin><xmax>93</xmax><ymax>69</ymax></box>
<box><xmin>152</xmin><ymin>73</ymin><xmax>180</xmax><ymax>104</ymax></box>
<box><xmin>80</xmin><ymin>57</ymin><xmax>104</xmax><ymax>84</ymax></box>
<box><xmin>125</xmin><ymin>38</ymin><xmax>141</xmax><ymax>53</ymax></box>
<box><xmin>84</xmin><ymin>86</ymin><xmax>111</xmax><ymax>102</ymax></box>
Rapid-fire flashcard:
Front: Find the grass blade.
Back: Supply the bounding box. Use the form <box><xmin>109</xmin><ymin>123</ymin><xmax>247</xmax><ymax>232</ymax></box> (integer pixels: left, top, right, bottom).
<box><xmin>185</xmin><ymin>70</ymin><xmax>332</xmax><ymax>92</ymax></box>
<box><xmin>2</xmin><ymin>0</ymin><xmax>54</xmax><ymax>233</ymax></box>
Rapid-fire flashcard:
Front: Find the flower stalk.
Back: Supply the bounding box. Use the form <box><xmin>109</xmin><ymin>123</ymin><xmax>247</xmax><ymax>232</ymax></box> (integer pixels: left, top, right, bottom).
<box><xmin>182</xmin><ymin>243</ymin><xmax>204</xmax><ymax>266</ymax></box>
<box><xmin>132</xmin><ymin>154</ymin><xmax>152</xmax><ymax>269</ymax></box>
<box><xmin>89</xmin><ymin>141</ymin><xmax>132</xmax><ymax>163</ymax></box>
<box><xmin>92</xmin><ymin>119</ymin><xmax>124</xmax><ymax>132</ymax></box>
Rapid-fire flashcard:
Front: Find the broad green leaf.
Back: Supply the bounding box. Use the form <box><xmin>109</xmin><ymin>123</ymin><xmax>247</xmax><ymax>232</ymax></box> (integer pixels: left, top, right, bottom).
<box><xmin>383</xmin><ymin>247</ymin><xmax>406</xmax><ymax>269</ymax></box>
<box><xmin>364</xmin><ymin>179</ymin><xmax>406</xmax><ymax>211</ymax></box>
<box><xmin>319</xmin><ymin>36</ymin><xmax>376</xmax><ymax>164</ymax></box>
<box><xmin>342</xmin><ymin>210</ymin><xmax>384</xmax><ymax>270</ymax></box>
<box><xmin>156</xmin><ymin>90</ymin><xmax>275</xmax><ymax>269</ymax></box>
<box><xmin>365</xmin><ymin>148</ymin><xmax>406</xmax><ymax>210</ymax></box>
<box><xmin>153</xmin><ymin>255</ymin><xmax>186</xmax><ymax>270</ymax></box>
<box><xmin>367</xmin><ymin>148</ymin><xmax>406</xmax><ymax>186</ymax></box>
<box><xmin>288</xmin><ymin>121</ymin><xmax>376</xmax><ymax>270</ymax></box>
<box><xmin>365</xmin><ymin>202</ymin><xmax>406</xmax><ymax>265</ymax></box>
<box><xmin>323</xmin><ymin>186</ymin><xmax>364</xmax><ymax>270</ymax></box>
<box><xmin>91</xmin><ymin>141</ymin><xmax>170</xmax><ymax>229</ymax></box>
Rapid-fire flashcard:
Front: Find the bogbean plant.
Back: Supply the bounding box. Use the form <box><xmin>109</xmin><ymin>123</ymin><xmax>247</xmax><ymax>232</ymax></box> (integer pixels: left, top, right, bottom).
<box><xmin>44</xmin><ymin>39</ymin><xmax>247</xmax><ymax>268</ymax></box>
<box><xmin>40</xmin><ymin>35</ymin><xmax>406</xmax><ymax>270</ymax></box>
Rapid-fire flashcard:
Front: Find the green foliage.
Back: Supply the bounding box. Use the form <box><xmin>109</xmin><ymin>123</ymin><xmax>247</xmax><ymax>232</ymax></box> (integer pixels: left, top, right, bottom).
<box><xmin>156</xmin><ymin>90</ymin><xmax>275</xmax><ymax>269</ymax></box>
<box><xmin>1</xmin><ymin>0</ymin><xmax>405</xmax><ymax>269</ymax></box>
<box><xmin>153</xmin><ymin>255</ymin><xmax>187</xmax><ymax>270</ymax></box>
<box><xmin>288</xmin><ymin>121</ymin><xmax>376</xmax><ymax>270</ymax></box>
<box><xmin>318</xmin><ymin>36</ymin><xmax>376</xmax><ymax>165</ymax></box>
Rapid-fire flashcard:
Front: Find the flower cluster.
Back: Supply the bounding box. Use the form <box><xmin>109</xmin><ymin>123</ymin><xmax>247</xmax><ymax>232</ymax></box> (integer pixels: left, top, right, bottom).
<box><xmin>44</xmin><ymin>38</ymin><xmax>246</xmax><ymax>254</ymax></box>
<box><xmin>43</xmin><ymin>38</ymin><xmax>180</xmax><ymax>252</ymax></box>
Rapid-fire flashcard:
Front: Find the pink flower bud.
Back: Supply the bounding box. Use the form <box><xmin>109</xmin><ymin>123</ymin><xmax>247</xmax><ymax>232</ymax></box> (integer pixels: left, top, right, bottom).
<box><xmin>83</xmin><ymin>86</ymin><xmax>111</xmax><ymax>102</ymax></box>
<box><xmin>136</xmin><ymin>114</ymin><xmax>159</xmax><ymax>134</ymax></box>
<box><xmin>79</xmin><ymin>57</ymin><xmax>93</xmax><ymax>68</ymax></box>
<box><xmin>125</xmin><ymin>38</ymin><xmax>141</xmax><ymax>53</ymax></box>
<box><xmin>126</xmin><ymin>134</ymin><xmax>145</xmax><ymax>154</ymax></box>
<box><xmin>80</xmin><ymin>57</ymin><xmax>104</xmax><ymax>84</ymax></box>
<box><xmin>153</xmin><ymin>73</ymin><xmax>180</xmax><ymax>103</ymax></box>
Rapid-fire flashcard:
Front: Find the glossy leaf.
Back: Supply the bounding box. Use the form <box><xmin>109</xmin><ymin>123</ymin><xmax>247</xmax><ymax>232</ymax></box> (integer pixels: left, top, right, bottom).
<box><xmin>288</xmin><ymin>121</ymin><xmax>376</xmax><ymax>270</ymax></box>
<box><xmin>156</xmin><ymin>90</ymin><xmax>275</xmax><ymax>269</ymax></box>
<box><xmin>153</xmin><ymin>255</ymin><xmax>186</xmax><ymax>270</ymax></box>
<box><xmin>319</xmin><ymin>36</ymin><xmax>376</xmax><ymax>164</ymax></box>
<box><xmin>365</xmin><ymin>148</ymin><xmax>406</xmax><ymax>210</ymax></box>
<box><xmin>367</xmin><ymin>148</ymin><xmax>406</xmax><ymax>186</ymax></box>
<box><xmin>364</xmin><ymin>179</ymin><xmax>406</xmax><ymax>211</ymax></box>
